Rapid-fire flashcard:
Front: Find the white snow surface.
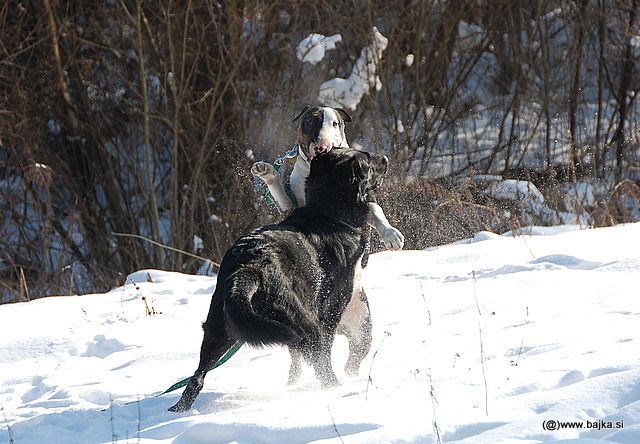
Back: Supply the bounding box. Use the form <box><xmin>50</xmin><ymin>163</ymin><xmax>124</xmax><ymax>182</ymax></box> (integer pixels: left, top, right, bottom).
<box><xmin>296</xmin><ymin>33</ymin><xmax>342</xmax><ymax>65</ymax></box>
<box><xmin>2</xmin><ymin>223</ymin><xmax>640</xmax><ymax>444</ymax></box>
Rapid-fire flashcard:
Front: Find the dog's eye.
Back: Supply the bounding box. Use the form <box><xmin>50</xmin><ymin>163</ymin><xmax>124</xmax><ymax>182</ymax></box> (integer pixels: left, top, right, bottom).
<box><xmin>332</xmin><ymin>121</ymin><xmax>339</xmax><ymax>128</ymax></box>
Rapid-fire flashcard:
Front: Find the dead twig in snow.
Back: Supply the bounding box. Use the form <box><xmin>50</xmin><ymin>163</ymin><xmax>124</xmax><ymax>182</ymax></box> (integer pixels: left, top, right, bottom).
<box><xmin>472</xmin><ymin>271</ymin><xmax>489</xmax><ymax>416</ymax></box>
<box><xmin>111</xmin><ymin>232</ymin><xmax>219</xmax><ymax>269</ymax></box>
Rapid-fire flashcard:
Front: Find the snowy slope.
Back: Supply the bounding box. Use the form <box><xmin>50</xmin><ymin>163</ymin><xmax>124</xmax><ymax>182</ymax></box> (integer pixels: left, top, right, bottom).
<box><xmin>1</xmin><ymin>223</ymin><xmax>640</xmax><ymax>444</ymax></box>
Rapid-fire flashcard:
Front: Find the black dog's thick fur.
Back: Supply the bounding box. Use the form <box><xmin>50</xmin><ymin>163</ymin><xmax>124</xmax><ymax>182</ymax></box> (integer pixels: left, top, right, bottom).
<box><xmin>169</xmin><ymin>149</ymin><xmax>388</xmax><ymax>412</ymax></box>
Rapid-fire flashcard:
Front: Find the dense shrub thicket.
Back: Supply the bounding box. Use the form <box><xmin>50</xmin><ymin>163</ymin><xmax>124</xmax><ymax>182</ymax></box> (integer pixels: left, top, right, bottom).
<box><xmin>2</xmin><ymin>1</ymin><xmax>640</xmax><ymax>302</ymax></box>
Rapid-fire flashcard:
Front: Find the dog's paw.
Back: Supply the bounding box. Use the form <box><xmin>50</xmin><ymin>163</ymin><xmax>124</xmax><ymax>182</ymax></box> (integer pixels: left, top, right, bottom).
<box><xmin>344</xmin><ymin>361</ymin><xmax>360</xmax><ymax>377</ymax></box>
<box><xmin>251</xmin><ymin>161</ymin><xmax>278</xmax><ymax>183</ymax></box>
<box><xmin>381</xmin><ymin>226</ymin><xmax>405</xmax><ymax>251</ymax></box>
<box><xmin>321</xmin><ymin>374</ymin><xmax>341</xmax><ymax>389</ymax></box>
<box><xmin>168</xmin><ymin>401</ymin><xmax>190</xmax><ymax>413</ymax></box>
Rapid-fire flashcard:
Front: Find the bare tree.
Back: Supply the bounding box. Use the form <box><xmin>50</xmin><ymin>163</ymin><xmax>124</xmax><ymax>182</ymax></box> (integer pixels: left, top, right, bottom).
<box><xmin>611</xmin><ymin>0</ymin><xmax>640</xmax><ymax>183</ymax></box>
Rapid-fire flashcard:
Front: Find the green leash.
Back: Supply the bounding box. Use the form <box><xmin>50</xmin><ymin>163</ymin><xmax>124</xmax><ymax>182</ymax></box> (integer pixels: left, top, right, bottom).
<box><xmin>113</xmin><ymin>341</ymin><xmax>245</xmax><ymax>408</ymax></box>
<box><xmin>159</xmin><ymin>341</ymin><xmax>245</xmax><ymax>395</ymax></box>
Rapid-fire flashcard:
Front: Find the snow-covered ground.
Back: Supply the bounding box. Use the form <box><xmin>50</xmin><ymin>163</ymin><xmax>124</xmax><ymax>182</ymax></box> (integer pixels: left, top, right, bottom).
<box><xmin>1</xmin><ymin>223</ymin><xmax>639</xmax><ymax>444</ymax></box>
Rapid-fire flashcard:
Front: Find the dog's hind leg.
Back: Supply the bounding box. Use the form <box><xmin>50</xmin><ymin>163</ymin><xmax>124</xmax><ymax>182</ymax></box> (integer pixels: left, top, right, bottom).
<box><xmin>337</xmin><ymin>259</ymin><xmax>372</xmax><ymax>376</ymax></box>
<box><xmin>287</xmin><ymin>348</ymin><xmax>302</xmax><ymax>385</ymax></box>
<box><xmin>340</xmin><ymin>287</ymin><xmax>372</xmax><ymax>376</ymax></box>
<box><xmin>168</xmin><ymin>327</ymin><xmax>235</xmax><ymax>412</ymax></box>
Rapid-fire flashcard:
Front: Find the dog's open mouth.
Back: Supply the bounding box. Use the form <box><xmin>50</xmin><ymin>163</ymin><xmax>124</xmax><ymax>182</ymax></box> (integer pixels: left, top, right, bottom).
<box><xmin>306</xmin><ymin>142</ymin><xmax>352</xmax><ymax>160</ymax></box>
<box><xmin>301</xmin><ymin>142</ymin><xmax>331</xmax><ymax>161</ymax></box>
<box><xmin>313</xmin><ymin>142</ymin><xmax>331</xmax><ymax>156</ymax></box>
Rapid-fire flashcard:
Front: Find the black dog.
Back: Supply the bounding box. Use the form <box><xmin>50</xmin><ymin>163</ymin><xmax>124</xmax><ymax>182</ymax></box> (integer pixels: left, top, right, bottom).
<box><xmin>169</xmin><ymin>148</ymin><xmax>388</xmax><ymax>412</ymax></box>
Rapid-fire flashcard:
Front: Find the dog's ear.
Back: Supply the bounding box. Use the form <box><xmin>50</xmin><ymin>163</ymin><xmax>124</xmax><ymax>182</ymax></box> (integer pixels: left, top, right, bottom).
<box><xmin>350</xmin><ymin>153</ymin><xmax>369</xmax><ymax>181</ymax></box>
<box><xmin>350</xmin><ymin>153</ymin><xmax>372</xmax><ymax>202</ymax></box>
<box><xmin>292</xmin><ymin>105</ymin><xmax>312</xmax><ymax>123</ymax></box>
<box><xmin>334</xmin><ymin>107</ymin><xmax>352</xmax><ymax>123</ymax></box>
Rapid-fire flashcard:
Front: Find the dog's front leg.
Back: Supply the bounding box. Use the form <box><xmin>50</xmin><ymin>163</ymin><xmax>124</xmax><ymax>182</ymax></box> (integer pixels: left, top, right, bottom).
<box><xmin>251</xmin><ymin>161</ymin><xmax>293</xmax><ymax>214</ymax></box>
<box><xmin>314</xmin><ymin>344</ymin><xmax>340</xmax><ymax>388</ymax></box>
<box><xmin>368</xmin><ymin>202</ymin><xmax>405</xmax><ymax>250</ymax></box>
<box><xmin>309</xmin><ymin>329</ymin><xmax>340</xmax><ymax>388</ymax></box>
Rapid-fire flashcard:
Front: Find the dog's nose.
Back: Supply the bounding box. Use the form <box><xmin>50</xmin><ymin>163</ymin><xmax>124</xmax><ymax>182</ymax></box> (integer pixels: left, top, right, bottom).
<box><xmin>314</xmin><ymin>141</ymin><xmax>331</xmax><ymax>155</ymax></box>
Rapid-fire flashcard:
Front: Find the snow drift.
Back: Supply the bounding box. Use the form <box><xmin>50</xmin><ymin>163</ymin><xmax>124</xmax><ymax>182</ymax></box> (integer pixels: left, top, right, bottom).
<box><xmin>1</xmin><ymin>223</ymin><xmax>640</xmax><ymax>443</ymax></box>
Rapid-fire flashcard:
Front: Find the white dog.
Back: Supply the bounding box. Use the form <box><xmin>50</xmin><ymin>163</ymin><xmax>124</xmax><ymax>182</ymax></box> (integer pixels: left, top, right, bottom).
<box><xmin>251</xmin><ymin>105</ymin><xmax>404</xmax><ymax>382</ymax></box>
<box><xmin>252</xmin><ymin>105</ymin><xmax>404</xmax><ymax>250</ymax></box>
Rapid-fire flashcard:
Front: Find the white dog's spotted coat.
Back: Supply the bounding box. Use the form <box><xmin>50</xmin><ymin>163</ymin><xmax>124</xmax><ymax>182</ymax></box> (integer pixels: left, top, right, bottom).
<box><xmin>251</xmin><ymin>105</ymin><xmax>404</xmax><ymax>381</ymax></box>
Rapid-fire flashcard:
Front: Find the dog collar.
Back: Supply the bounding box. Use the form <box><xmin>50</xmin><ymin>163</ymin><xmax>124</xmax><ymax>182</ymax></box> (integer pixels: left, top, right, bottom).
<box><xmin>294</xmin><ymin>143</ymin><xmax>310</xmax><ymax>166</ymax></box>
<box><xmin>285</xmin><ymin>144</ymin><xmax>300</xmax><ymax>160</ymax></box>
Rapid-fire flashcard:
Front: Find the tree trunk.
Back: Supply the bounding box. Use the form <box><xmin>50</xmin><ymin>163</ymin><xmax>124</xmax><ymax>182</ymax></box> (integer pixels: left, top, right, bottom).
<box><xmin>613</xmin><ymin>0</ymin><xmax>639</xmax><ymax>184</ymax></box>
<box><xmin>568</xmin><ymin>0</ymin><xmax>589</xmax><ymax>181</ymax></box>
<box><xmin>595</xmin><ymin>0</ymin><xmax>606</xmax><ymax>178</ymax></box>
<box><xmin>536</xmin><ymin>0</ymin><xmax>553</xmax><ymax>170</ymax></box>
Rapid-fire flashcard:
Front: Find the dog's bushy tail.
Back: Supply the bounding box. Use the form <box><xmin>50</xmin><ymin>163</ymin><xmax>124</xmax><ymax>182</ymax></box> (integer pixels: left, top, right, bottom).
<box><xmin>224</xmin><ymin>270</ymin><xmax>300</xmax><ymax>347</ymax></box>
